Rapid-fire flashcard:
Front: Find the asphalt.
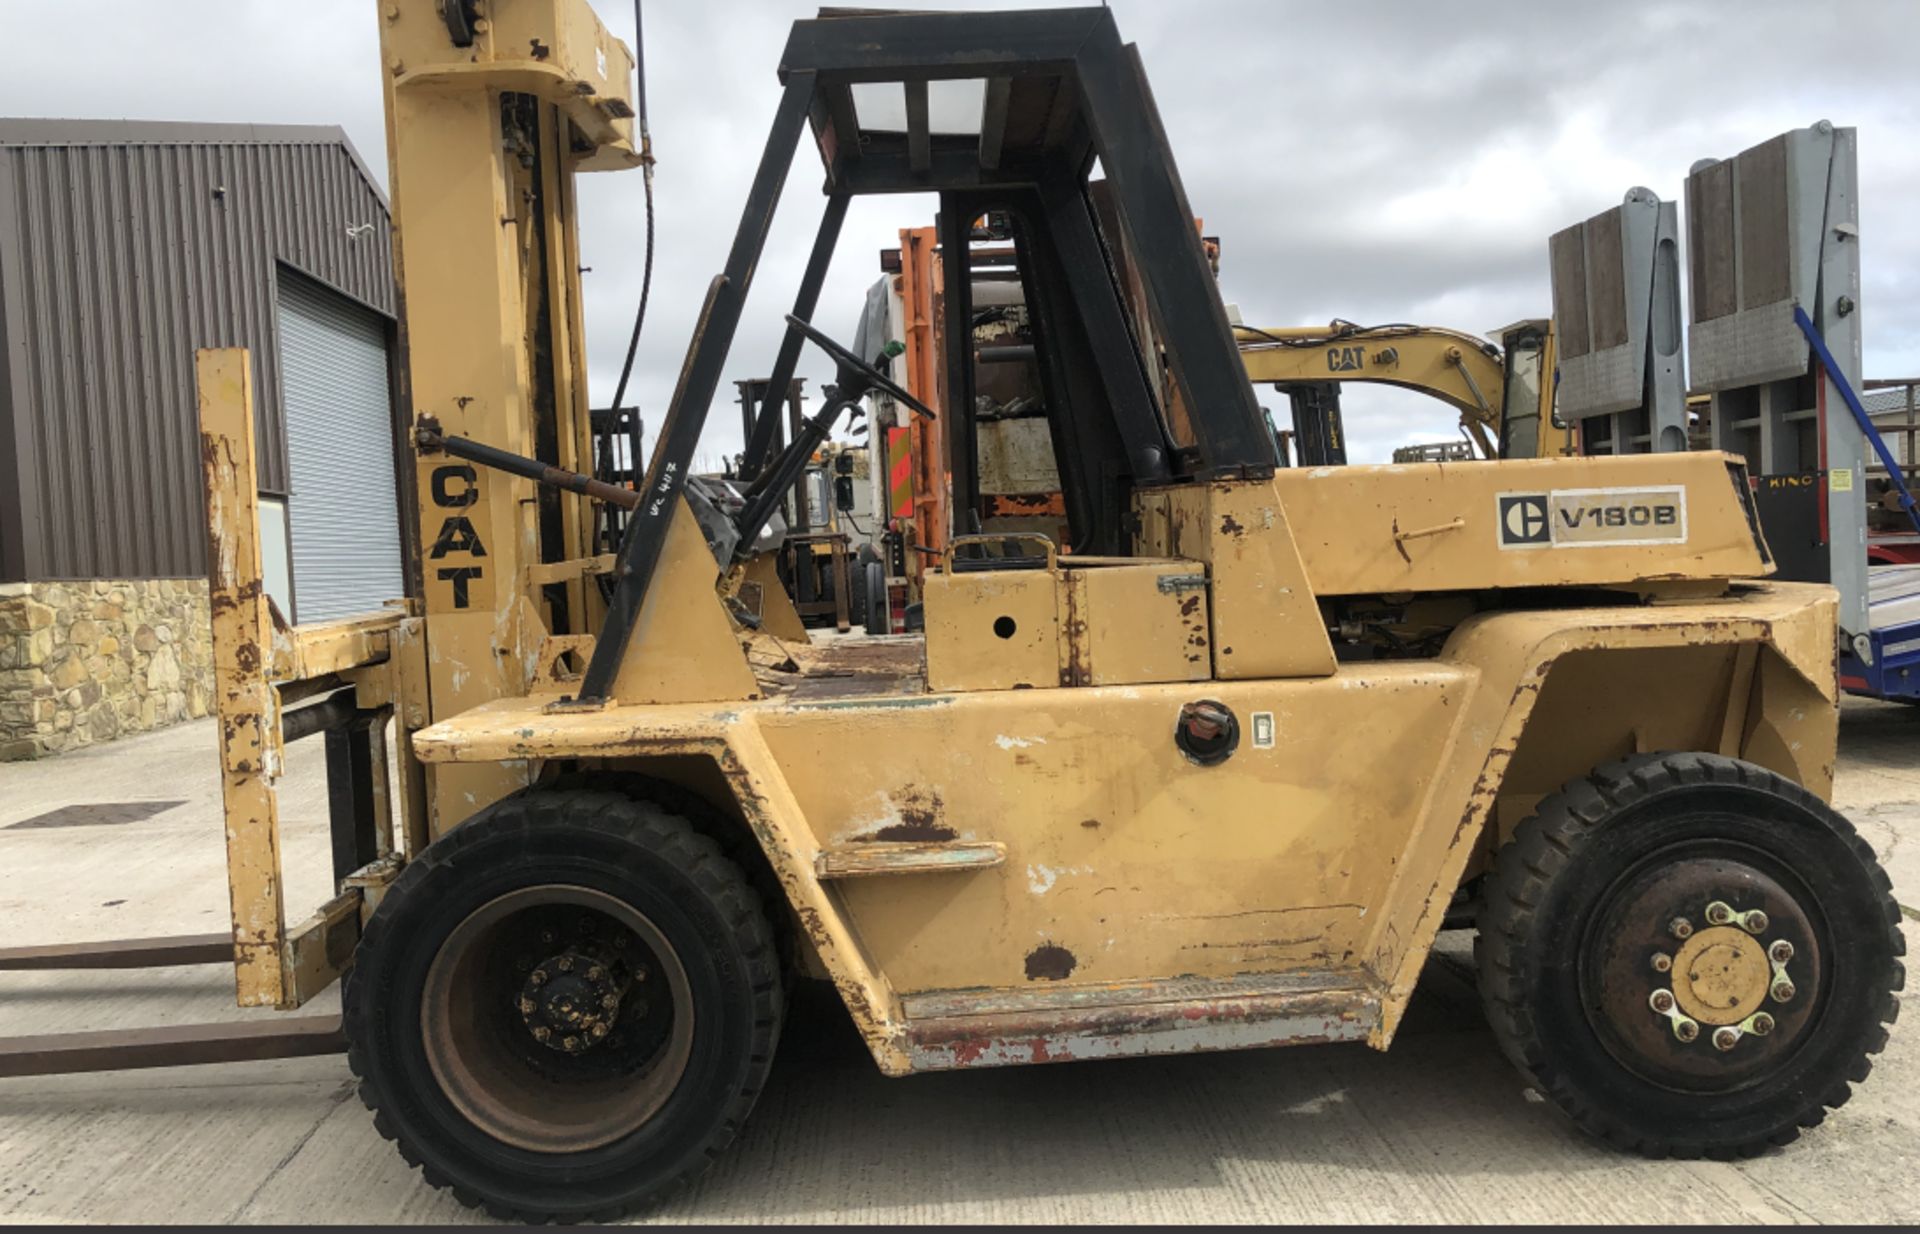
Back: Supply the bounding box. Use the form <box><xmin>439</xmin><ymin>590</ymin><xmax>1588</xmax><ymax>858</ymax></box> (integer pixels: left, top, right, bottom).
<box><xmin>0</xmin><ymin>701</ymin><xmax>1915</xmax><ymax>1224</ymax></box>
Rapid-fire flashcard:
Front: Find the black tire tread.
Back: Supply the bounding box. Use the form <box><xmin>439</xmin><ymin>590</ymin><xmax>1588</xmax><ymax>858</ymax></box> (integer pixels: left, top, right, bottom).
<box><xmin>1476</xmin><ymin>751</ymin><xmax>1904</xmax><ymax>1159</ymax></box>
<box><xmin>343</xmin><ymin>787</ymin><xmax>782</xmax><ymax>1223</ymax></box>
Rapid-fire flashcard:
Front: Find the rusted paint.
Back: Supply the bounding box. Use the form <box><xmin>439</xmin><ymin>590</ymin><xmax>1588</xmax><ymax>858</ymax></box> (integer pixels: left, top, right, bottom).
<box><xmin>199</xmin><ymin>350</ymin><xmax>292</xmax><ymax>1008</ymax></box>
<box><xmin>891</xmin><ymin>786</ymin><xmax>947</xmax><ymax>839</ymax></box>
<box><xmin>1219</xmin><ymin>513</ymin><xmax>1245</xmax><ymax>536</ymax></box>
<box><xmin>984</xmin><ymin>493</ymin><xmax>1067</xmax><ymax>517</ymax></box>
<box><xmin>870</xmin><ymin>820</ymin><xmax>959</xmax><ymax>842</ymax></box>
<box><xmin>1024</xmin><ymin>943</ymin><xmax>1077</xmax><ymax>981</ymax></box>
<box><xmin>905</xmin><ymin>981</ymin><xmax>1377</xmax><ymax>1072</ymax></box>
<box><xmin>1058</xmin><ymin>570</ymin><xmax>1088</xmax><ymax>687</ymax></box>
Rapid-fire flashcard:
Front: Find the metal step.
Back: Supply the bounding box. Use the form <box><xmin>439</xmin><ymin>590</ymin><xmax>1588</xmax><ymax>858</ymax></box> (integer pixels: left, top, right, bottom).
<box><xmin>813</xmin><ymin>839</ymin><xmax>1005</xmax><ymax>879</ymax></box>
<box><xmin>899</xmin><ymin>970</ymin><xmax>1380</xmax><ymax>1072</ymax></box>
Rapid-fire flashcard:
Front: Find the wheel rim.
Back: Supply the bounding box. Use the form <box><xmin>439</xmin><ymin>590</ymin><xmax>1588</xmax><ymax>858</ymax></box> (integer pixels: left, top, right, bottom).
<box><xmin>1578</xmin><ymin>840</ymin><xmax>1826</xmax><ymax>1093</ymax></box>
<box><xmin>420</xmin><ymin>884</ymin><xmax>695</xmax><ymax>1153</ymax></box>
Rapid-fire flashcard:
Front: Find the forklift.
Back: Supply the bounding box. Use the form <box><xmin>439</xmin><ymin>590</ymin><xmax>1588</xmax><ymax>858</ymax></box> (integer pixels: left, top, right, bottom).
<box><xmin>0</xmin><ymin>3</ymin><xmax>1901</xmax><ymax>1222</ymax></box>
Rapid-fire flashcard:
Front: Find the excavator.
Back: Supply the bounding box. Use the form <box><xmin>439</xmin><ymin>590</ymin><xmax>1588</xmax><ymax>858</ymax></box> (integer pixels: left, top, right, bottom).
<box><xmin>1232</xmin><ymin>318</ymin><xmax>1576</xmax><ymax>464</ymax></box>
<box><xmin>0</xmin><ymin>2</ymin><xmax>1899</xmax><ymax>1223</ymax></box>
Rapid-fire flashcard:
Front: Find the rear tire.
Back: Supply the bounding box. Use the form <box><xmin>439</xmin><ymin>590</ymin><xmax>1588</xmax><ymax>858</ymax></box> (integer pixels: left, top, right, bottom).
<box><xmin>1477</xmin><ymin>752</ymin><xmax>1903</xmax><ymax>1157</ymax></box>
<box><xmin>343</xmin><ymin>788</ymin><xmax>781</xmax><ymax>1221</ymax></box>
<box><xmin>861</xmin><ymin>560</ymin><xmax>888</xmax><ymax>634</ymax></box>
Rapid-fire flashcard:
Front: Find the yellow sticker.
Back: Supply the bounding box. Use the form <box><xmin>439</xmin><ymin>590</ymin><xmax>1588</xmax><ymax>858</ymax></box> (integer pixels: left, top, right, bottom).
<box><xmin>1830</xmin><ymin>468</ymin><xmax>1854</xmax><ymax>492</ymax></box>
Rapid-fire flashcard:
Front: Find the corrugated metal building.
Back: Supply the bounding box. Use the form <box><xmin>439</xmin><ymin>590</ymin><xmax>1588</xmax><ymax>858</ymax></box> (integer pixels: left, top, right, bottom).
<box><xmin>0</xmin><ymin>119</ymin><xmax>403</xmax><ymax>759</ymax></box>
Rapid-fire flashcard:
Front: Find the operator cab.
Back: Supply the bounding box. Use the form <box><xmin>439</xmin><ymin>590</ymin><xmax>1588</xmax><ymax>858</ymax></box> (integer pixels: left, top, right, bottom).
<box><xmin>579</xmin><ymin>7</ymin><xmax>1276</xmax><ymax>699</ymax></box>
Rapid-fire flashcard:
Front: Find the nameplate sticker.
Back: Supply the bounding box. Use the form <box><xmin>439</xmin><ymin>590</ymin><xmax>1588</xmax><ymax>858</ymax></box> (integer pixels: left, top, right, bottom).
<box><xmin>1496</xmin><ymin>486</ymin><xmax>1688</xmax><ymax>549</ymax></box>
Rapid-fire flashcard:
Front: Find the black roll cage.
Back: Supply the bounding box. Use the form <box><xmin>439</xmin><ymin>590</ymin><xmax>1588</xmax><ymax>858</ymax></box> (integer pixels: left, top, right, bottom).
<box><xmin>580</xmin><ymin>6</ymin><xmax>1274</xmax><ymax>699</ymax></box>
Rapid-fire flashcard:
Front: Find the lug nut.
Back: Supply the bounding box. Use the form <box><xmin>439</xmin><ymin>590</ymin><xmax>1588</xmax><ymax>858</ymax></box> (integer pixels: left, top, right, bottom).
<box><xmin>1670</xmin><ymin>917</ymin><xmax>1694</xmax><ymax>940</ymax></box>
<box><xmin>1712</xmin><ymin>1026</ymin><xmax>1741</xmax><ymax>1051</ymax></box>
<box><xmin>562</xmin><ymin>1035</ymin><xmax>581</xmax><ymax>1053</ymax></box>
<box><xmin>1772</xmin><ymin>980</ymin><xmax>1796</xmax><ymax>1003</ymax></box>
<box><xmin>1749</xmin><ymin>1012</ymin><xmax>1775</xmax><ymax>1036</ymax></box>
<box><xmin>557</xmin><ymin>956</ymin><xmax>573</xmax><ymax>973</ymax></box>
<box><xmin>1769</xmin><ymin>940</ymin><xmax>1794</xmax><ymax>964</ymax></box>
<box><xmin>1741</xmin><ymin>910</ymin><xmax>1769</xmax><ymax>934</ymax></box>
<box><xmin>587</xmin><ymin>965</ymin><xmax>605</xmax><ymax>981</ymax></box>
<box><xmin>1651</xmin><ymin>953</ymin><xmax>1673</xmax><ymax>973</ymax></box>
<box><xmin>591</xmin><ymin>1022</ymin><xmax>609</xmax><ymax>1039</ymax></box>
<box><xmin>517</xmin><ymin>997</ymin><xmax>535</xmax><ymax>1015</ymax></box>
<box><xmin>529</xmin><ymin>968</ymin><xmax>547</xmax><ymax>987</ymax></box>
<box><xmin>601</xmin><ymin>993</ymin><xmax>619</xmax><ymax>1010</ymax></box>
<box><xmin>1675</xmin><ymin>1019</ymin><xmax>1700</xmax><ymax>1043</ymax></box>
<box><xmin>1649</xmin><ymin>989</ymin><xmax>1676</xmax><ymax>1014</ymax></box>
<box><xmin>1705</xmin><ymin>901</ymin><xmax>1734</xmax><ymax>926</ymax></box>
<box><xmin>532</xmin><ymin>1026</ymin><xmax>550</xmax><ymax>1042</ymax></box>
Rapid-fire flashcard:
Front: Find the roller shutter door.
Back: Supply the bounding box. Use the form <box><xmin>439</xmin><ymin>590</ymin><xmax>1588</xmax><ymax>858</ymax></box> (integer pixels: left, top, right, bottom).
<box><xmin>276</xmin><ymin>272</ymin><xmax>404</xmax><ymax>623</ymax></box>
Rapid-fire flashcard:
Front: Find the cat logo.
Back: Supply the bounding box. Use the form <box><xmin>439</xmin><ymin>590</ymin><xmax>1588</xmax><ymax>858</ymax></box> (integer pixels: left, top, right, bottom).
<box><xmin>1497</xmin><ymin>486</ymin><xmax>1688</xmax><ymax>549</ymax></box>
<box><xmin>1325</xmin><ymin>345</ymin><xmax>1365</xmax><ymax>373</ymax></box>
<box><xmin>1498</xmin><ymin>494</ymin><xmax>1551</xmax><ymax>545</ymax></box>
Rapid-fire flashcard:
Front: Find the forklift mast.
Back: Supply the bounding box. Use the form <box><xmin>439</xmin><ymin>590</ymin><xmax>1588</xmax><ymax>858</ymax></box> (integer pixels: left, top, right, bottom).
<box><xmin>377</xmin><ymin>0</ymin><xmax>643</xmax><ymax>821</ymax></box>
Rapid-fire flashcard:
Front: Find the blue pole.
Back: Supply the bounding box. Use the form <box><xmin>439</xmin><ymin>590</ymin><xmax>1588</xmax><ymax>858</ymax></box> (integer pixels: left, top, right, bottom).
<box><xmin>1793</xmin><ymin>304</ymin><xmax>1920</xmax><ymax>537</ymax></box>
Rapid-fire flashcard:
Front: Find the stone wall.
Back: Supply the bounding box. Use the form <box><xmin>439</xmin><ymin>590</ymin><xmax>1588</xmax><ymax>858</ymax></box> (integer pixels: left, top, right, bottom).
<box><xmin>0</xmin><ymin>579</ymin><xmax>213</xmax><ymax>761</ymax></box>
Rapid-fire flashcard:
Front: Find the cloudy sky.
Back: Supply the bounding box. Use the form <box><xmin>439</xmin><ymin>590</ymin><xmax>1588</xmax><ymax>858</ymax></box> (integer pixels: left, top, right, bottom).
<box><xmin>4</xmin><ymin>1</ymin><xmax>1916</xmax><ymax>465</ymax></box>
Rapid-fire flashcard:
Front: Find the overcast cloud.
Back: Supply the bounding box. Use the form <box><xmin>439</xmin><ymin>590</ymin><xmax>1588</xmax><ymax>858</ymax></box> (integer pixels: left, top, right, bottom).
<box><xmin>3</xmin><ymin>1</ymin><xmax>1915</xmax><ymax>465</ymax></box>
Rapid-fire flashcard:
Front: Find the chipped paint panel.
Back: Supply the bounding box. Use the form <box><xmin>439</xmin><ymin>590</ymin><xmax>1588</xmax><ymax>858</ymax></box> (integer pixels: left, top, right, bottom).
<box><xmin>1364</xmin><ymin>580</ymin><xmax>1841</xmax><ymax>1048</ymax></box>
<box><xmin>904</xmin><ymin>978</ymin><xmax>1380</xmax><ymax>1071</ymax></box>
<box><xmin>923</xmin><ymin>566</ymin><xmax>1061</xmax><ymax>692</ymax></box>
<box><xmin>827</xmin><ymin>785</ymin><xmax>960</xmax><ymax>844</ymax></box>
<box><xmin>270</xmin><ymin>612</ymin><xmax>401</xmax><ymax>682</ymax></box>
<box><xmin>757</xmin><ymin>664</ymin><xmax>1470</xmax><ymax>995</ymax></box>
<box><xmin>1061</xmin><ymin>560</ymin><xmax>1213</xmax><ymax>686</ymax></box>
<box><xmin>1168</xmin><ymin>480</ymin><xmax>1337</xmax><ymax>680</ymax></box>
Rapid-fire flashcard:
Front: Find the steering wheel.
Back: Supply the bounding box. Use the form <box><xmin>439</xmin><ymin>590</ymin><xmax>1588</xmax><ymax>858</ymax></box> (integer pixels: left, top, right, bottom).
<box><xmin>786</xmin><ymin>313</ymin><xmax>937</xmax><ymax>420</ymax></box>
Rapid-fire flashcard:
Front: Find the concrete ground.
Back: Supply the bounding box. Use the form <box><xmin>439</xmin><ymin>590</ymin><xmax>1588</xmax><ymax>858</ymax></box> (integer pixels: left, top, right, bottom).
<box><xmin>0</xmin><ymin>702</ymin><xmax>1915</xmax><ymax>1225</ymax></box>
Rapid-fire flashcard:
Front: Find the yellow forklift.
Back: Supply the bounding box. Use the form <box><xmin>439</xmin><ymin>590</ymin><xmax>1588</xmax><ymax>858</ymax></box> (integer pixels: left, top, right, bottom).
<box><xmin>0</xmin><ymin>2</ymin><xmax>1902</xmax><ymax>1222</ymax></box>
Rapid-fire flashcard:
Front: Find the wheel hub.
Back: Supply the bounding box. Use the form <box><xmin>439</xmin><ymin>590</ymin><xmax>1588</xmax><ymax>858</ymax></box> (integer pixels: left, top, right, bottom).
<box><xmin>519</xmin><ymin>951</ymin><xmax>628</xmax><ymax>1054</ymax></box>
<box><xmin>1584</xmin><ymin>851</ymin><xmax>1821</xmax><ymax>1090</ymax></box>
<box><xmin>420</xmin><ymin>884</ymin><xmax>695</xmax><ymax>1153</ymax></box>
<box><xmin>1669</xmin><ymin>926</ymin><xmax>1770</xmax><ymax>1026</ymax></box>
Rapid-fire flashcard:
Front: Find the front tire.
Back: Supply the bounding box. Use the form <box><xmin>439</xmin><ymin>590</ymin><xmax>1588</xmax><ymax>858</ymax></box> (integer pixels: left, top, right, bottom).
<box><xmin>1477</xmin><ymin>752</ymin><xmax>1903</xmax><ymax>1157</ymax></box>
<box><xmin>343</xmin><ymin>789</ymin><xmax>781</xmax><ymax>1221</ymax></box>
